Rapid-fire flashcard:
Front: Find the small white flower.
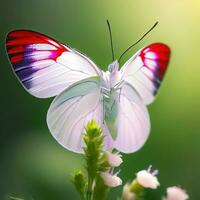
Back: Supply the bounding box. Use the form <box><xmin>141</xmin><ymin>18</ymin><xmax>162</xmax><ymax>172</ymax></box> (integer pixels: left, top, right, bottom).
<box><xmin>106</xmin><ymin>151</ymin><xmax>123</xmax><ymax>167</ymax></box>
<box><xmin>122</xmin><ymin>184</ymin><xmax>136</xmax><ymax>200</ymax></box>
<box><xmin>101</xmin><ymin>171</ymin><xmax>122</xmax><ymax>187</ymax></box>
<box><xmin>164</xmin><ymin>186</ymin><xmax>189</xmax><ymax>200</ymax></box>
<box><xmin>136</xmin><ymin>165</ymin><xmax>160</xmax><ymax>189</ymax></box>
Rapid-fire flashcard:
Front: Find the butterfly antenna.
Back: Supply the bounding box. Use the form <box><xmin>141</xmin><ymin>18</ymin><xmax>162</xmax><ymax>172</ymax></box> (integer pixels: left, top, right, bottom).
<box><xmin>106</xmin><ymin>19</ymin><xmax>115</xmax><ymax>61</ymax></box>
<box><xmin>118</xmin><ymin>21</ymin><xmax>159</xmax><ymax>63</ymax></box>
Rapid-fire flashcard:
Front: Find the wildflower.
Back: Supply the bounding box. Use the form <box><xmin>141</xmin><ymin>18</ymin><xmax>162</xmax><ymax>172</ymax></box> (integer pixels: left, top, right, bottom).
<box><xmin>122</xmin><ymin>184</ymin><xmax>136</xmax><ymax>200</ymax></box>
<box><xmin>164</xmin><ymin>186</ymin><xmax>189</xmax><ymax>200</ymax></box>
<box><xmin>101</xmin><ymin>171</ymin><xmax>122</xmax><ymax>187</ymax></box>
<box><xmin>136</xmin><ymin>165</ymin><xmax>160</xmax><ymax>189</ymax></box>
<box><xmin>106</xmin><ymin>151</ymin><xmax>123</xmax><ymax>167</ymax></box>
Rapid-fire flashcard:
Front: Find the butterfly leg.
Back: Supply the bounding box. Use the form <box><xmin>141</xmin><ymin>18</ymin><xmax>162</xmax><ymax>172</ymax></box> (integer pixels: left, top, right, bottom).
<box><xmin>113</xmin><ymin>80</ymin><xmax>125</xmax><ymax>90</ymax></box>
<box><xmin>112</xmin><ymin>80</ymin><xmax>124</xmax><ymax>102</ymax></box>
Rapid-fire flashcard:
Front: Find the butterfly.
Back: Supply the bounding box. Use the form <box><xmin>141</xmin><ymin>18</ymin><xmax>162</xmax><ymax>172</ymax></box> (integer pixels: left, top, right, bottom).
<box><xmin>6</xmin><ymin>25</ymin><xmax>170</xmax><ymax>153</ymax></box>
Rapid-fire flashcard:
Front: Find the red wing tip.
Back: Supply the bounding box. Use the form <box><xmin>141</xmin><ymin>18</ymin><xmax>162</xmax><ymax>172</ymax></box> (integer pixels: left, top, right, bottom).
<box><xmin>139</xmin><ymin>42</ymin><xmax>171</xmax><ymax>81</ymax></box>
<box><xmin>148</xmin><ymin>43</ymin><xmax>171</xmax><ymax>54</ymax></box>
<box><xmin>6</xmin><ymin>30</ymin><xmax>70</xmax><ymax>53</ymax></box>
<box><xmin>7</xmin><ymin>30</ymin><xmax>34</xmax><ymax>38</ymax></box>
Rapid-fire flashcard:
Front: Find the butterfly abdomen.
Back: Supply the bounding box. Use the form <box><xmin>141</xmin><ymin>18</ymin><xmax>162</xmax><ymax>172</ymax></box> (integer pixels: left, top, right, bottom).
<box><xmin>102</xmin><ymin>88</ymin><xmax>119</xmax><ymax>140</ymax></box>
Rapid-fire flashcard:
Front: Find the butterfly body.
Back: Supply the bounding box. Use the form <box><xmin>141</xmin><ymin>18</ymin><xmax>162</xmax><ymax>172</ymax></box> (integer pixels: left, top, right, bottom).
<box><xmin>6</xmin><ymin>30</ymin><xmax>170</xmax><ymax>153</ymax></box>
<box><xmin>101</xmin><ymin>84</ymin><xmax>119</xmax><ymax>140</ymax></box>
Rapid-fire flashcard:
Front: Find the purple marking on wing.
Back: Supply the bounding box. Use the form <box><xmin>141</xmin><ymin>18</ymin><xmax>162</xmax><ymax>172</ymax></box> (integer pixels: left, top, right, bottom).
<box><xmin>11</xmin><ymin>45</ymin><xmax>58</xmax><ymax>89</ymax></box>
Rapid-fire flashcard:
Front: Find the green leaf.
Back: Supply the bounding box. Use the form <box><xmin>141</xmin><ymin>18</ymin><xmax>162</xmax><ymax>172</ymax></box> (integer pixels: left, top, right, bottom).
<box><xmin>7</xmin><ymin>196</ymin><xmax>24</xmax><ymax>200</ymax></box>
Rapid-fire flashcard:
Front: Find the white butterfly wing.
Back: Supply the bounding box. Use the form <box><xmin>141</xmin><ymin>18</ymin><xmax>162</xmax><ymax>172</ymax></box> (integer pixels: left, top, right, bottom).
<box><xmin>47</xmin><ymin>77</ymin><xmax>113</xmax><ymax>153</ymax></box>
<box><xmin>113</xmin><ymin>83</ymin><xmax>150</xmax><ymax>153</ymax></box>
<box><xmin>6</xmin><ymin>30</ymin><xmax>102</xmax><ymax>98</ymax></box>
<box><xmin>120</xmin><ymin>43</ymin><xmax>170</xmax><ymax>105</ymax></box>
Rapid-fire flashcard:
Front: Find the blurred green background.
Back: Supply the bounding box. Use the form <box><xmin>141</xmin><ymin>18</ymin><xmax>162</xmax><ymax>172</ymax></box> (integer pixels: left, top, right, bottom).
<box><xmin>1</xmin><ymin>0</ymin><xmax>200</xmax><ymax>199</ymax></box>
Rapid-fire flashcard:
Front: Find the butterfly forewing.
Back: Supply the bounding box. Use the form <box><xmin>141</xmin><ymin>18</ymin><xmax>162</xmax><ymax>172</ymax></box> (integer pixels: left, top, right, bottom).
<box><xmin>120</xmin><ymin>43</ymin><xmax>170</xmax><ymax>105</ymax></box>
<box><xmin>6</xmin><ymin>30</ymin><xmax>102</xmax><ymax>98</ymax></box>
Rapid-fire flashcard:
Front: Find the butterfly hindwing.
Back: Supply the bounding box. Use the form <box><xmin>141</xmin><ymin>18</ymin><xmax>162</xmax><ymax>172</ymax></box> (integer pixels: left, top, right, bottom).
<box><xmin>47</xmin><ymin>77</ymin><xmax>113</xmax><ymax>153</ymax></box>
<box><xmin>6</xmin><ymin>30</ymin><xmax>102</xmax><ymax>98</ymax></box>
<box><xmin>107</xmin><ymin>83</ymin><xmax>150</xmax><ymax>153</ymax></box>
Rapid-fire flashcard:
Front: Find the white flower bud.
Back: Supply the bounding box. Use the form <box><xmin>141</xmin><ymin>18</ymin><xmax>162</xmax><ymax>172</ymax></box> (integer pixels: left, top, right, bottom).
<box><xmin>101</xmin><ymin>172</ymin><xmax>122</xmax><ymax>187</ymax></box>
<box><xmin>122</xmin><ymin>184</ymin><xmax>136</xmax><ymax>200</ymax></box>
<box><xmin>136</xmin><ymin>170</ymin><xmax>160</xmax><ymax>189</ymax></box>
<box><xmin>106</xmin><ymin>151</ymin><xmax>123</xmax><ymax>167</ymax></box>
<box><xmin>164</xmin><ymin>186</ymin><xmax>189</xmax><ymax>200</ymax></box>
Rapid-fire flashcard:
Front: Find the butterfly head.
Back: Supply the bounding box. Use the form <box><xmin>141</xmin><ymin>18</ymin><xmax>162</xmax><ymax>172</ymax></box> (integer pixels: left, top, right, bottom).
<box><xmin>108</xmin><ymin>60</ymin><xmax>119</xmax><ymax>74</ymax></box>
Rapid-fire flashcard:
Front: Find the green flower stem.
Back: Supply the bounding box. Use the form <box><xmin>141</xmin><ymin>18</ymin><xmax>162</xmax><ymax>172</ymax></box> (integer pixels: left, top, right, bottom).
<box><xmin>129</xmin><ymin>180</ymin><xmax>143</xmax><ymax>194</ymax></box>
<box><xmin>87</xmin><ymin>177</ymin><xmax>94</xmax><ymax>200</ymax></box>
<box><xmin>129</xmin><ymin>180</ymin><xmax>144</xmax><ymax>200</ymax></box>
<box><xmin>83</xmin><ymin>121</ymin><xmax>105</xmax><ymax>200</ymax></box>
<box><xmin>93</xmin><ymin>175</ymin><xmax>109</xmax><ymax>200</ymax></box>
